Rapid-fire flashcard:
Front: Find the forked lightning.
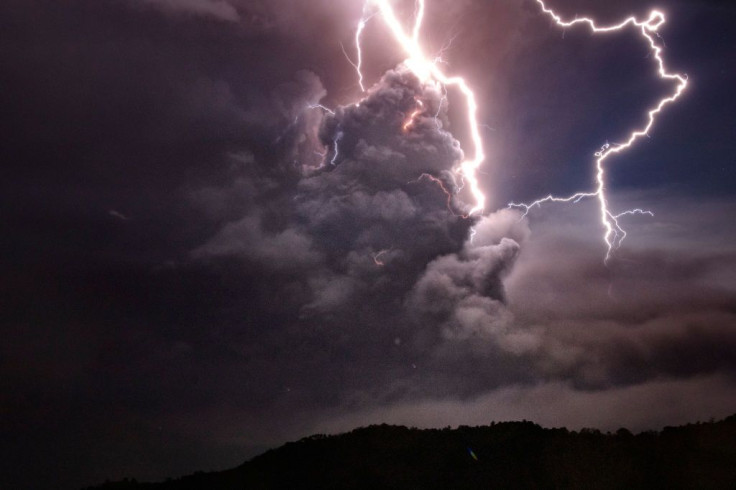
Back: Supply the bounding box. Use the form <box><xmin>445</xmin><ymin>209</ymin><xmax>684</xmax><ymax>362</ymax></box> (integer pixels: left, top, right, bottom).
<box><xmin>509</xmin><ymin>0</ymin><xmax>688</xmax><ymax>261</ymax></box>
<box><xmin>322</xmin><ymin>0</ymin><xmax>687</xmax><ymax>261</ymax></box>
<box><xmin>352</xmin><ymin>0</ymin><xmax>487</xmax><ymax>216</ymax></box>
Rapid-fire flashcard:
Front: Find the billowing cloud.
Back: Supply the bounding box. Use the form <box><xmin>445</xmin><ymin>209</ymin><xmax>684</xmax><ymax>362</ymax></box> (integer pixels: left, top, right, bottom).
<box><xmin>193</xmin><ymin>65</ymin><xmax>472</xmax><ymax>279</ymax></box>
<box><xmin>409</xmin><ymin>238</ymin><xmax>520</xmax><ymax>340</ymax></box>
<box><xmin>185</xmin><ymin>65</ymin><xmax>528</xmax><ymax>410</ymax></box>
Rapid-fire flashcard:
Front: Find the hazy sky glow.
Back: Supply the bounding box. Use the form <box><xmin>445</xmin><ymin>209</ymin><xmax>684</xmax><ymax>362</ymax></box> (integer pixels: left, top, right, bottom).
<box><xmin>1</xmin><ymin>1</ymin><xmax>735</xmax><ymax>489</ymax></box>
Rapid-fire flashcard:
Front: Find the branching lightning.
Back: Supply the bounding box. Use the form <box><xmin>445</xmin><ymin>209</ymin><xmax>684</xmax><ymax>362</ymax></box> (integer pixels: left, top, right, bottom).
<box><xmin>314</xmin><ymin>0</ymin><xmax>687</xmax><ymax>261</ymax></box>
<box><xmin>349</xmin><ymin>0</ymin><xmax>487</xmax><ymax>216</ymax></box>
<box><xmin>308</xmin><ymin>103</ymin><xmax>335</xmax><ymax>115</ymax></box>
<box><xmin>509</xmin><ymin>0</ymin><xmax>688</xmax><ymax>261</ymax></box>
<box><xmin>330</xmin><ymin>130</ymin><xmax>344</xmax><ymax>166</ymax></box>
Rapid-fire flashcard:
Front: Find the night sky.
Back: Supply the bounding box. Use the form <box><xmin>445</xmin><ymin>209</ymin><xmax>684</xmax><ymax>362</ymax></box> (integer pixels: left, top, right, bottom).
<box><xmin>1</xmin><ymin>0</ymin><xmax>735</xmax><ymax>488</ymax></box>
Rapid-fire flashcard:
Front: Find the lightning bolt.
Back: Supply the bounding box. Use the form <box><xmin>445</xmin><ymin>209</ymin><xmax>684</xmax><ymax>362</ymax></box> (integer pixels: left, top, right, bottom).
<box><xmin>350</xmin><ymin>0</ymin><xmax>486</xmax><ymax>216</ymax></box>
<box><xmin>509</xmin><ymin>0</ymin><xmax>688</xmax><ymax>261</ymax></box>
<box><xmin>344</xmin><ymin>9</ymin><xmax>377</xmax><ymax>92</ymax></box>
<box><xmin>372</xmin><ymin>248</ymin><xmax>391</xmax><ymax>266</ymax></box>
<box><xmin>330</xmin><ymin>130</ymin><xmax>344</xmax><ymax>166</ymax></box>
<box><xmin>308</xmin><ymin>103</ymin><xmax>335</xmax><ymax>115</ymax></box>
<box><xmin>329</xmin><ymin>0</ymin><xmax>686</xmax><ymax>261</ymax></box>
<box><xmin>402</xmin><ymin>98</ymin><xmax>425</xmax><ymax>132</ymax></box>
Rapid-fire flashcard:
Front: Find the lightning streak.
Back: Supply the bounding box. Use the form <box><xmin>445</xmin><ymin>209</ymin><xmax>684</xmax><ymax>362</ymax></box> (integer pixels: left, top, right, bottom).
<box><xmin>433</xmin><ymin>83</ymin><xmax>448</xmax><ymax>129</ymax></box>
<box><xmin>372</xmin><ymin>249</ymin><xmax>390</xmax><ymax>266</ymax></box>
<box><xmin>338</xmin><ymin>1</ymin><xmax>686</xmax><ymax>259</ymax></box>
<box><xmin>356</xmin><ymin>0</ymin><xmax>486</xmax><ymax>216</ymax></box>
<box><xmin>509</xmin><ymin>0</ymin><xmax>688</xmax><ymax>261</ymax></box>
<box><xmin>345</xmin><ymin>10</ymin><xmax>376</xmax><ymax>92</ymax></box>
<box><xmin>330</xmin><ymin>131</ymin><xmax>344</xmax><ymax>166</ymax></box>
<box><xmin>308</xmin><ymin>103</ymin><xmax>335</xmax><ymax>115</ymax></box>
<box><xmin>412</xmin><ymin>0</ymin><xmax>425</xmax><ymax>43</ymax></box>
<box><xmin>416</xmin><ymin>173</ymin><xmax>466</xmax><ymax>217</ymax></box>
<box><xmin>402</xmin><ymin>98</ymin><xmax>425</xmax><ymax>132</ymax></box>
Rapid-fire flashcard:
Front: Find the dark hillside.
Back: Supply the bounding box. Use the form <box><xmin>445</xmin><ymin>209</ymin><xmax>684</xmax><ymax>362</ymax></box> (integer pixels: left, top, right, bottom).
<box><xmin>86</xmin><ymin>414</ymin><xmax>736</xmax><ymax>489</ymax></box>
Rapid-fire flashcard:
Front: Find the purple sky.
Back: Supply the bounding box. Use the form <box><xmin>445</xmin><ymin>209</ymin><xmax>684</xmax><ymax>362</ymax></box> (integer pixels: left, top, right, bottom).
<box><xmin>1</xmin><ymin>0</ymin><xmax>735</xmax><ymax>488</ymax></box>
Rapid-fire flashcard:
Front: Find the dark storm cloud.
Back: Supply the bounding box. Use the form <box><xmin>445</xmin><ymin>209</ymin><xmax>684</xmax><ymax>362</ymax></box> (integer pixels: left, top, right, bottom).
<box><xmin>181</xmin><ymin>63</ymin><xmax>543</xmax><ymax>419</ymax></box>
<box><xmin>1</xmin><ymin>0</ymin><xmax>735</xmax><ymax>488</ymax></box>
<box><xmin>185</xmin><ymin>48</ymin><xmax>728</xmax><ymax>417</ymax></box>
<box><xmin>192</xmin><ymin>64</ymin><xmax>518</xmax><ymax>338</ymax></box>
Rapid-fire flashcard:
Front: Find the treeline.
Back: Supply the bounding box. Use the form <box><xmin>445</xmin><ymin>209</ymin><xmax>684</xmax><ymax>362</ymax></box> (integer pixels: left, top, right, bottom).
<box><xmin>86</xmin><ymin>414</ymin><xmax>736</xmax><ymax>489</ymax></box>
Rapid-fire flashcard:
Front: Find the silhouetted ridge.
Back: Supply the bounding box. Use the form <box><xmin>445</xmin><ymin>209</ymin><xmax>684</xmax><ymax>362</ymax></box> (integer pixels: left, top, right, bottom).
<box><xmin>86</xmin><ymin>415</ymin><xmax>736</xmax><ymax>489</ymax></box>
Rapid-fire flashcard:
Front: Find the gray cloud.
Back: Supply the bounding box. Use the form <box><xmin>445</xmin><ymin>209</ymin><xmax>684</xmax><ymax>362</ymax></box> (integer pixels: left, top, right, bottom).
<box><xmin>186</xmin><ymin>65</ymin><xmax>529</xmax><ymax>409</ymax></box>
<box><xmin>192</xmin><ymin>213</ymin><xmax>322</xmax><ymax>269</ymax></box>
<box><xmin>409</xmin><ymin>238</ymin><xmax>520</xmax><ymax>340</ymax></box>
